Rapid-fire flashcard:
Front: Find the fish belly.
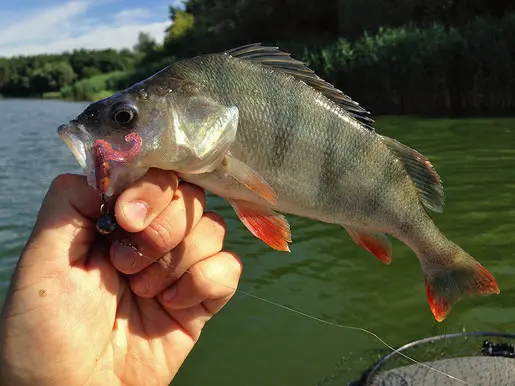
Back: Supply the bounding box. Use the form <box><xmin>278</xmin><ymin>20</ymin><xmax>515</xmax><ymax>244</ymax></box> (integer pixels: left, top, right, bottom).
<box><xmin>174</xmin><ymin>59</ymin><xmax>417</xmax><ymax>232</ymax></box>
<box><xmin>183</xmin><ymin>117</ymin><xmax>416</xmax><ymax>235</ymax></box>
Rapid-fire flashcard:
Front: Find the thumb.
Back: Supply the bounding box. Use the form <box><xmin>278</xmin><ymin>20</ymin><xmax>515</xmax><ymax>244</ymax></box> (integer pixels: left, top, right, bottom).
<box><xmin>24</xmin><ymin>174</ymin><xmax>101</xmax><ymax>267</ymax></box>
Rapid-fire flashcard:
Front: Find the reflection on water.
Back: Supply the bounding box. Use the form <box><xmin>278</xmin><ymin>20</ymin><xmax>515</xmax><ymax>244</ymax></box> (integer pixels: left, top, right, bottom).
<box><xmin>0</xmin><ymin>99</ymin><xmax>514</xmax><ymax>384</ymax></box>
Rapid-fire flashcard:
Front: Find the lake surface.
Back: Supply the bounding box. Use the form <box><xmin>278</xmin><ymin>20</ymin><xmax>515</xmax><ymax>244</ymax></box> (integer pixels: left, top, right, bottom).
<box><xmin>0</xmin><ymin>99</ymin><xmax>514</xmax><ymax>385</ymax></box>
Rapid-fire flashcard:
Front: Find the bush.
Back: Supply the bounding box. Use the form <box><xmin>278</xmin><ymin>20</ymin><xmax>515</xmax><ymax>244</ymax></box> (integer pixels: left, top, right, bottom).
<box><xmin>60</xmin><ymin>71</ymin><xmax>127</xmax><ymax>101</ymax></box>
<box><xmin>59</xmin><ymin>12</ymin><xmax>515</xmax><ymax>116</ymax></box>
<box><xmin>42</xmin><ymin>91</ymin><xmax>61</xmax><ymax>99</ymax></box>
<box><xmin>287</xmin><ymin>13</ymin><xmax>515</xmax><ymax>115</ymax></box>
<box><xmin>111</xmin><ymin>56</ymin><xmax>176</xmax><ymax>91</ymax></box>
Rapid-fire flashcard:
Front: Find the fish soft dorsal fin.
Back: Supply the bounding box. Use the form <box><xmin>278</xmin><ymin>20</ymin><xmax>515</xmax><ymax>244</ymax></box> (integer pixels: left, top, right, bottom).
<box><xmin>225</xmin><ymin>43</ymin><xmax>375</xmax><ymax>130</ymax></box>
<box><xmin>380</xmin><ymin>135</ymin><xmax>444</xmax><ymax>213</ymax></box>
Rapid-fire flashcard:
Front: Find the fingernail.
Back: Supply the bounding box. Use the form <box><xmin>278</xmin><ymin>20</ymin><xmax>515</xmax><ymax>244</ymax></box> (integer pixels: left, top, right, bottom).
<box><xmin>163</xmin><ymin>286</ymin><xmax>177</xmax><ymax>304</ymax></box>
<box><xmin>134</xmin><ymin>281</ymin><xmax>151</xmax><ymax>296</ymax></box>
<box><xmin>112</xmin><ymin>243</ymin><xmax>137</xmax><ymax>270</ymax></box>
<box><xmin>122</xmin><ymin>200</ymin><xmax>148</xmax><ymax>228</ymax></box>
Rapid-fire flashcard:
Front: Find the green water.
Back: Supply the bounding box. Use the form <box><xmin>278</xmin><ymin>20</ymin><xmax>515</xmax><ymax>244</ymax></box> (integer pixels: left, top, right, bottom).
<box><xmin>0</xmin><ymin>99</ymin><xmax>514</xmax><ymax>384</ymax></box>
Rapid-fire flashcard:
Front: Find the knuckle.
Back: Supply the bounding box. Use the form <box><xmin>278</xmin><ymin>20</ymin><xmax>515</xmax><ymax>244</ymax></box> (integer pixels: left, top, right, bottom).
<box><xmin>226</xmin><ymin>251</ymin><xmax>243</xmax><ymax>279</ymax></box>
<box><xmin>148</xmin><ymin>168</ymin><xmax>178</xmax><ymax>192</ymax></box>
<box><xmin>202</xmin><ymin>212</ymin><xmax>226</xmax><ymax>232</ymax></box>
<box><xmin>50</xmin><ymin>173</ymin><xmax>83</xmax><ymax>191</ymax></box>
<box><xmin>206</xmin><ymin>213</ymin><xmax>227</xmax><ymax>248</ymax></box>
<box><xmin>190</xmin><ymin>264</ymin><xmax>216</xmax><ymax>298</ymax></box>
<box><xmin>185</xmin><ymin>213</ymin><xmax>226</xmax><ymax>256</ymax></box>
<box><xmin>198</xmin><ymin>215</ymin><xmax>226</xmax><ymax>253</ymax></box>
<box><xmin>176</xmin><ymin>182</ymin><xmax>206</xmax><ymax>207</ymax></box>
<box><xmin>146</xmin><ymin>215</ymin><xmax>178</xmax><ymax>252</ymax></box>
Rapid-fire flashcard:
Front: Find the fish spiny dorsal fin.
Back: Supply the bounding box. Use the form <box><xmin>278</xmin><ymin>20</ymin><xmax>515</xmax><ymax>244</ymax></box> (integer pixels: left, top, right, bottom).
<box><xmin>380</xmin><ymin>135</ymin><xmax>444</xmax><ymax>213</ymax></box>
<box><xmin>225</xmin><ymin>43</ymin><xmax>375</xmax><ymax>130</ymax></box>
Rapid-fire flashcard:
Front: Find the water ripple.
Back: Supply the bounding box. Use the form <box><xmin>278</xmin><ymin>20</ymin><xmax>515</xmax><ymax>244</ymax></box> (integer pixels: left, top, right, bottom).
<box><xmin>0</xmin><ymin>103</ymin><xmax>514</xmax><ymax>386</ymax></box>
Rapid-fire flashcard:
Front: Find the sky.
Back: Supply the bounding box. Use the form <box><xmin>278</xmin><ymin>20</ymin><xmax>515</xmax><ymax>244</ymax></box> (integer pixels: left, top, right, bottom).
<box><xmin>0</xmin><ymin>0</ymin><xmax>184</xmax><ymax>57</ymax></box>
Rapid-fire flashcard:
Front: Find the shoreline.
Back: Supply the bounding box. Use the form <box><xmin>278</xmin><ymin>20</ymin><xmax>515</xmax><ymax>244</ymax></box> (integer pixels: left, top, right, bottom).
<box><xmin>1</xmin><ymin>97</ymin><xmax>514</xmax><ymax>120</ymax></box>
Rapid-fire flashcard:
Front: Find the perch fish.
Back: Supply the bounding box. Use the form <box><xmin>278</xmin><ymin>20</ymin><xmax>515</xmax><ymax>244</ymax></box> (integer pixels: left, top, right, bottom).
<box><xmin>57</xmin><ymin>44</ymin><xmax>499</xmax><ymax>321</ymax></box>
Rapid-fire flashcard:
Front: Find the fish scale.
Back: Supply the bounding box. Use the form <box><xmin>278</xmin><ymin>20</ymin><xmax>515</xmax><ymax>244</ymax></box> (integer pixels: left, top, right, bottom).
<box><xmin>57</xmin><ymin>43</ymin><xmax>499</xmax><ymax>322</ymax></box>
<box><xmin>174</xmin><ymin>56</ymin><xmax>375</xmax><ymax>219</ymax></box>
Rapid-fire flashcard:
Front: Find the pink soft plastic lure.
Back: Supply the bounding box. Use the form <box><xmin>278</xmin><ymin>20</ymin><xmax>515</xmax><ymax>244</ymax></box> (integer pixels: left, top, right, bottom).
<box><xmin>94</xmin><ymin>133</ymin><xmax>143</xmax><ymax>194</ymax></box>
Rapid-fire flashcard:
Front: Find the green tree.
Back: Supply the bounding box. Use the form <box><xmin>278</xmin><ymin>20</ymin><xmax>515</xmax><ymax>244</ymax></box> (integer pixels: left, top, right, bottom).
<box><xmin>0</xmin><ymin>59</ymin><xmax>13</xmax><ymax>90</ymax></box>
<box><xmin>163</xmin><ymin>7</ymin><xmax>195</xmax><ymax>56</ymax></box>
<box><xmin>167</xmin><ymin>0</ymin><xmax>339</xmax><ymax>54</ymax></box>
<box><xmin>31</xmin><ymin>61</ymin><xmax>76</xmax><ymax>93</ymax></box>
<box><xmin>134</xmin><ymin>32</ymin><xmax>158</xmax><ymax>56</ymax></box>
<box><xmin>167</xmin><ymin>8</ymin><xmax>194</xmax><ymax>41</ymax></box>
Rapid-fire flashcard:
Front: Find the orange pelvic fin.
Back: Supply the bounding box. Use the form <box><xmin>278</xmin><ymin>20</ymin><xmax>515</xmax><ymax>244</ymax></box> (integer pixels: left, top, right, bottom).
<box><xmin>344</xmin><ymin>227</ymin><xmax>392</xmax><ymax>264</ymax></box>
<box><xmin>224</xmin><ymin>153</ymin><xmax>278</xmax><ymax>205</ymax></box>
<box><xmin>229</xmin><ymin>199</ymin><xmax>291</xmax><ymax>251</ymax></box>
<box><xmin>424</xmin><ymin>250</ymin><xmax>499</xmax><ymax>322</ymax></box>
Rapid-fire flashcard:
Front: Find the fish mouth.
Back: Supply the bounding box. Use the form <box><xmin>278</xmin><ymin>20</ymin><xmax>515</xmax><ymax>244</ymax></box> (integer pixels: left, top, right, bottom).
<box><xmin>57</xmin><ymin>123</ymin><xmax>90</xmax><ymax>171</ymax></box>
<box><xmin>57</xmin><ymin>123</ymin><xmax>148</xmax><ymax>196</ymax></box>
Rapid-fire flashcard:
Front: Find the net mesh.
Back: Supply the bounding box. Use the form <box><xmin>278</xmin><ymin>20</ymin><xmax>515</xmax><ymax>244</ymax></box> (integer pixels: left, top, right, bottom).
<box><xmin>320</xmin><ymin>332</ymin><xmax>515</xmax><ymax>386</ymax></box>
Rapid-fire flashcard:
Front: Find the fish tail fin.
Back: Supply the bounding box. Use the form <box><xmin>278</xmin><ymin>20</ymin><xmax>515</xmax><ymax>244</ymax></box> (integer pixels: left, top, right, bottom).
<box><xmin>423</xmin><ymin>244</ymin><xmax>499</xmax><ymax>322</ymax></box>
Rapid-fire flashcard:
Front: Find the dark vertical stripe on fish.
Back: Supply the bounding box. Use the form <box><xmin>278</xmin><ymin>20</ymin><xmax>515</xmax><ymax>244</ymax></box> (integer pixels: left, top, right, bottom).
<box><xmin>267</xmin><ymin>75</ymin><xmax>299</xmax><ymax>170</ymax></box>
<box><xmin>317</xmin><ymin>116</ymin><xmax>342</xmax><ymax>212</ymax></box>
<box><xmin>366</xmin><ymin>156</ymin><xmax>407</xmax><ymax>218</ymax></box>
<box><xmin>317</xmin><ymin>119</ymin><xmax>383</xmax><ymax>218</ymax></box>
<box><xmin>351</xmin><ymin>136</ymin><xmax>386</xmax><ymax>219</ymax></box>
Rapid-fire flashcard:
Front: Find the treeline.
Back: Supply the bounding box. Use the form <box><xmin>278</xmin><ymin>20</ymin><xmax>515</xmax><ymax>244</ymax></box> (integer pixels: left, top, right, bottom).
<box><xmin>300</xmin><ymin>16</ymin><xmax>515</xmax><ymax>115</ymax></box>
<box><xmin>164</xmin><ymin>0</ymin><xmax>515</xmax><ymax>54</ymax></box>
<box><xmin>0</xmin><ymin>49</ymin><xmax>135</xmax><ymax>98</ymax></box>
<box><xmin>1</xmin><ymin>0</ymin><xmax>515</xmax><ymax>116</ymax></box>
<box><xmin>158</xmin><ymin>0</ymin><xmax>515</xmax><ymax>115</ymax></box>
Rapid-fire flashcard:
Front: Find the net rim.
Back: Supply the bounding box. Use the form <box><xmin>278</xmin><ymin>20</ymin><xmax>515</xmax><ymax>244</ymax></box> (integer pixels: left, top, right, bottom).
<box><xmin>361</xmin><ymin>331</ymin><xmax>515</xmax><ymax>384</ymax></box>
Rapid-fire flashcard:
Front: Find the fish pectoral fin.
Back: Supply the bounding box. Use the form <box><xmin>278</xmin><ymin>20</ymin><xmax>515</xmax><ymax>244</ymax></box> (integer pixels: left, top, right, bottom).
<box><xmin>344</xmin><ymin>227</ymin><xmax>392</xmax><ymax>264</ymax></box>
<box><xmin>224</xmin><ymin>153</ymin><xmax>278</xmax><ymax>205</ymax></box>
<box><xmin>229</xmin><ymin>199</ymin><xmax>291</xmax><ymax>252</ymax></box>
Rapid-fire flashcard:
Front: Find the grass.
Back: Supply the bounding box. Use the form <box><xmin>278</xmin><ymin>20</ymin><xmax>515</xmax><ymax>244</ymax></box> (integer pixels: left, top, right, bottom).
<box><xmin>59</xmin><ymin>71</ymin><xmax>127</xmax><ymax>101</ymax></box>
<box><xmin>41</xmin><ymin>91</ymin><xmax>62</xmax><ymax>99</ymax></box>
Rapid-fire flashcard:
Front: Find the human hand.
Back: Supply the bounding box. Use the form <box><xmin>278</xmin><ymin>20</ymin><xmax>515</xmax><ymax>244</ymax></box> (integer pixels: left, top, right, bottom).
<box><xmin>0</xmin><ymin>169</ymin><xmax>242</xmax><ymax>385</ymax></box>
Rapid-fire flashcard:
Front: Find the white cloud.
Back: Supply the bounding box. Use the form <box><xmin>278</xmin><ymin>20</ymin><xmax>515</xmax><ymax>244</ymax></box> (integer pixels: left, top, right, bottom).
<box><xmin>114</xmin><ymin>8</ymin><xmax>152</xmax><ymax>24</ymax></box>
<box><xmin>0</xmin><ymin>1</ymin><xmax>170</xmax><ymax>57</ymax></box>
<box><xmin>170</xmin><ymin>0</ymin><xmax>185</xmax><ymax>8</ymax></box>
<box><xmin>0</xmin><ymin>1</ymin><xmax>90</xmax><ymax>46</ymax></box>
<box><xmin>1</xmin><ymin>22</ymin><xmax>170</xmax><ymax>57</ymax></box>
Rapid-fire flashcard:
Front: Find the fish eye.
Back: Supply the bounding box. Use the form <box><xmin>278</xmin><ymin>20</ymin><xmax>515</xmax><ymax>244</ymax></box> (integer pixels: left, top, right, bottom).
<box><xmin>109</xmin><ymin>102</ymin><xmax>137</xmax><ymax>126</ymax></box>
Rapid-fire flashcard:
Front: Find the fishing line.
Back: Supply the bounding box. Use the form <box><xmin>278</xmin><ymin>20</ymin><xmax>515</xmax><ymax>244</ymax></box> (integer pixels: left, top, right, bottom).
<box><xmin>120</xmin><ymin>239</ymin><xmax>472</xmax><ymax>385</ymax></box>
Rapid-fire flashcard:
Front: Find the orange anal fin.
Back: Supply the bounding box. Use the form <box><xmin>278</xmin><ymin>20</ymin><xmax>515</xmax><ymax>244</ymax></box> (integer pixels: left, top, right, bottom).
<box><xmin>229</xmin><ymin>200</ymin><xmax>291</xmax><ymax>251</ymax></box>
<box><xmin>225</xmin><ymin>153</ymin><xmax>278</xmax><ymax>205</ymax></box>
<box><xmin>425</xmin><ymin>261</ymin><xmax>500</xmax><ymax>322</ymax></box>
<box><xmin>425</xmin><ymin>280</ymin><xmax>450</xmax><ymax>322</ymax></box>
<box><xmin>344</xmin><ymin>227</ymin><xmax>392</xmax><ymax>264</ymax></box>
